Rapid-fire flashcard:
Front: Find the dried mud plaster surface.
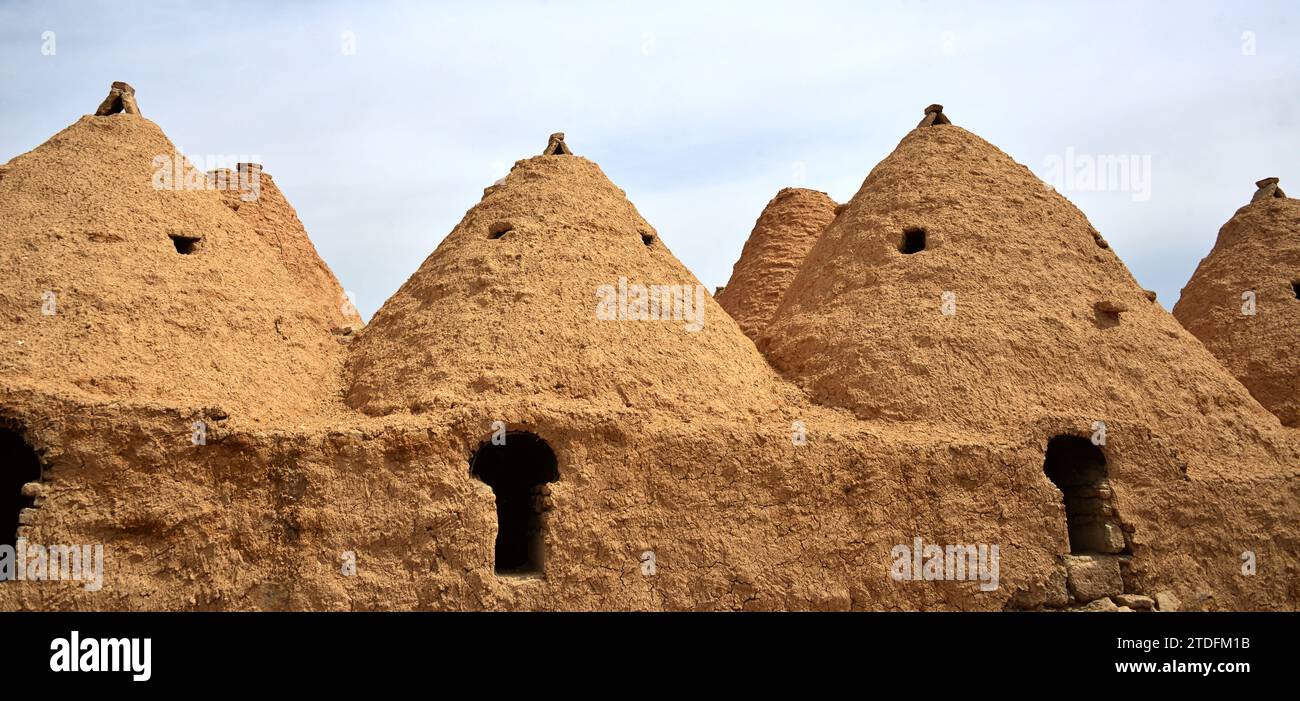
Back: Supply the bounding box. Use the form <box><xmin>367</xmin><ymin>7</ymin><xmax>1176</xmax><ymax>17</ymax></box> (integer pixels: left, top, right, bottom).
<box><xmin>0</xmin><ymin>114</ymin><xmax>356</xmax><ymax>425</ymax></box>
<box><xmin>761</xmin><ymin>125</ymin><xmax>1297</xmax><ymax>479</ymax></box>
<box><xmin>1</xmin><ymin>102</ymin><xmax>1298</xmax><ymax>612</ymax></box>
<box><xmin>1174</xmin><ymin>193</ymin><xmax>1300</xmax><ymax>428</ymax></box>
<box><xmin>717</xmin><ymin>188</ymin><xmax>837</xmax><ymax>341</ymax></box>
<box><xmin>346</xmin><ymin>153</ymin><xmax>802</xmax><ymax>420</ymax></box>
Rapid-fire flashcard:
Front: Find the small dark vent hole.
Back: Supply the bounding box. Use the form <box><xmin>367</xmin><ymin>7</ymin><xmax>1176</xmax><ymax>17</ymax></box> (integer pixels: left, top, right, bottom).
<box><xmin>641</xmin><ymin>232</ymin><xmax>655</xmax><ymax>247</ymax></box>
<box><xmin>1292</xmin><ymin>280</ymin><xmax>1299</xmax><ymax>300</ymax></box>
<box><xmin>900</xmin><ymin>228</ymin><xmax>927</xmax><ymax>254</ymax></box>
<box><xmin>170</xmin><ymin>234</ymin><xmax>201</xmax><ymax>254</ymax></box>
<box><xmin>489</xmin><ymin>223</ymin><xmax>513</xmax><ymax>240</ymax></box>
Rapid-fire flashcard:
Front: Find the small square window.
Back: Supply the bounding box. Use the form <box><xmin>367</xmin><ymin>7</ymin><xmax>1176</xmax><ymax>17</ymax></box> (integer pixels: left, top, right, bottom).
<box><xmin>900</xmin><ymin>228</ymin><xmax>926</xmax><ymax>254</ymax></box>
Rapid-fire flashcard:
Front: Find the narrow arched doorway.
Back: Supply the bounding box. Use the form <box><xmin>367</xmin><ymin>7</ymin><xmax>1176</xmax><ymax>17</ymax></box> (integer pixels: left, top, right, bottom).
<box><xmin>469</xmin><ymin>432</ymin><xmax>558</xmax><ymax>575</ymax></box>
<box><xmin>1043</xmin><ymin>435</ymin><xmax>1128</xmax><ymax>555</ymax></box>
<box><xmin>1</xmin><ymin>424</ymin><xmax>42</xmax><ymax>547</ymax></box>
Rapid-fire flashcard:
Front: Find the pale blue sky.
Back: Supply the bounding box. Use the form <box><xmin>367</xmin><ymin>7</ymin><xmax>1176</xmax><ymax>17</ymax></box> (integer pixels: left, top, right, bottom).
<box><xmin>2</xmin><ymin>0</ymin><xmax>1297</xmax><ymax>318</ymax></box>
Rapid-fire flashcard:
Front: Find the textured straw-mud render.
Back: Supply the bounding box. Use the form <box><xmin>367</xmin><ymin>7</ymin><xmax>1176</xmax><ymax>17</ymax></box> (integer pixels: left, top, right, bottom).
<box><xmin>1</xmin><ymin>100</ymin><xmax>1298</xmax><ymax>611</ymax></box>
<box><xmin>0</xmin><ymin>114</ymin><xmax>357</xmax><ymax>424</ymax></box>
<box><xmin>716</xmin><ymin>187</ymin><xmax>838</xmax><ymax>341</ymax></box>
<box><xmin>762</xmin><ymin>125</ymin><xmax>1297</xmax><ymax>477</ymax></box>
<box><xmin>1174</xmin><ymin>194</ymin><xmax>1300</xmax><ymax>428</ymax></box>
<box><xmin>346</xmin><ymin>153</ymin><xmax>803</xmax><ymax>419</ymax></box>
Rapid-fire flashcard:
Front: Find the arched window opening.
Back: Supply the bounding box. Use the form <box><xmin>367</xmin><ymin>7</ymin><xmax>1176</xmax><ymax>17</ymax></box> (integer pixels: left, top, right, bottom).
<box><xmin>1043</xmin><ymin>435</ymin><xmax>1128</xmax><ymax>555</ymax></box>
<box><xmin>469</xmin><ymin>432</ymin><xmax>559</xmax><ymax>575</ymax></box>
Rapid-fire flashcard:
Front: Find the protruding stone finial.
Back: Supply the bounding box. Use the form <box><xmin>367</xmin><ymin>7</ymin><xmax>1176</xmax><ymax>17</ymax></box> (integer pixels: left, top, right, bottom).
<box><xmin>543</xmin><ymin>132</ymin><xmax>572</xmax><ymax>156</ymax></box>
<box><xmin>917</xmin><ymin>104</ymin><xmax>951</xmax><ymax>128</ymax></box>
<box><xmin>94</xmin><ymin>81</ymin><xmax>141</xmax><ymax>116</ymax></box>
<box><xmin>1251</xmin><ymin>177</ymin><xmax>1286</xmax><ymax>202</ymax></box>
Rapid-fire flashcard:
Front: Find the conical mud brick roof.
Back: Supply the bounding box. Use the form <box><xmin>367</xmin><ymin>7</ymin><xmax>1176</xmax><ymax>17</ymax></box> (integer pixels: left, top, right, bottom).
<box><xmin>346</xmin><ymin>135</ymin><xmax>798</xmax><ymax>417</ymax></box>
<box><xmin>211</xmin><ymin>163</ymin><xmax>363</xmax><ymax>329</ymax></box>
<box><xmin>1174</xmin><ymin>179</ymin><xmax>1300</xmax><ymax>427</ymax></box>
<box><xmin>0</xmin><ymin>84</ymin><xmax>356</xmax><ymax>422</ymax></box>
<box><xmin>717</xmin><ymin>187</ymin><xmax>837</xmax><ymax>341</ymax></box>
<box><xmin>759</xmin><ymin>106</ymin><xmax>1296</xmax><ymax>471</ymax></box>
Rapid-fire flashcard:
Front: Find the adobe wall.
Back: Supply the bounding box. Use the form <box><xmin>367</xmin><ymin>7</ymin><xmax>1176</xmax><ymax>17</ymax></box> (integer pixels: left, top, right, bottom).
<box><xmin>3</xmin><ymin>387</ymin><xmax>1295</xmax><ymax>611</ymax></box>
